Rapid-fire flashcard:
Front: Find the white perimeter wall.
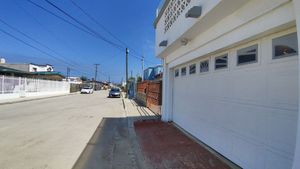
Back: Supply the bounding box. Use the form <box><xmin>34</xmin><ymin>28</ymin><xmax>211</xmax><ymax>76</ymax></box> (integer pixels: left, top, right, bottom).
<box><xmin>0</xmin><ymin>76</ymin><xmax>70</xmax><ymax>102</ymax></box>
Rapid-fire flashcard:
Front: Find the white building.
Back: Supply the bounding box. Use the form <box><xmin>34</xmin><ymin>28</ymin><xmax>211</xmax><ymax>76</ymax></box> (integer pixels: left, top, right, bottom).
<box><xmin>155</xmin><ymin>0</ymin><xmax>300</xmax><ymax>169</ymax></box>
<box><xmin>29</xmin><ymin>63</ymin><xmax>53</xmax><ymax>72</ymax></box>
<box><xmin>65</xmin><ymin>77</ymin><xmax>83</xmax><ymax>84</ymax></box>
<box><xmin>0</xmin><ymin>58</ymin><xmax>5</xmax><ymax>64</ymax></box>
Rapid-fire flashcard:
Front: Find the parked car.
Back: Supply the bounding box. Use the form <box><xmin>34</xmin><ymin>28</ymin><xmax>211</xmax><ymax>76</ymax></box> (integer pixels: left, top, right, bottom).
<box><xmin>109</xmin><ymin>88</ymin><xmax>121</xmax><ymax>98</ymax></box>
<box><xmin>81</xmin><ymin>86</ymin><xmax>94</xmax><ymax>94</ymax></box>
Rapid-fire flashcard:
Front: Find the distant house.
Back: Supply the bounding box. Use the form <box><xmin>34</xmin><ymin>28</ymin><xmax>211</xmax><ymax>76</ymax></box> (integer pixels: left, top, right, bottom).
<box><xmin>0</xmin><ymin>63</ymin><xmax>54</xmax><ymax>73</ymax></box>
<box><xmin>143</xmin><ymin>65</ymin><xmax>163</xmax><ymax>81</ymax></box>
<box><xmin>29</xmin><ymin>72</ymin><xmax>65</xmax><ymax>81</ymax></box>
<box><xmin>0</xmin><ymin>60</ymin><xmax>64</xmax><ymax>80</ymax></box>
<box><xmin>155</xmin><ymin>0</ymin><xmax>300</xmax><ymax>169</ymax></box>
<box><xmin>65</xmin><ymin>77</ymin><xmax>83</xmax><ymax>84</ymax></box>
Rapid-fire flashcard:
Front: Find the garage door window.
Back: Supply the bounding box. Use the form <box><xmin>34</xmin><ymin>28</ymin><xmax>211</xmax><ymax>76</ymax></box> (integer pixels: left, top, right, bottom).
<box><xmin>189</xmin><ymin>64</ymin><xmax>196</xmax><ymax>74</ymax></box>
<box><xmin>181</xmin><ymin>67</ymin><xmax>186</xmax><ymax>76</ymax></box>
<box><xmin>237</xmin><ymin>44</ymin><xmax>258</xmax><ymax>65</ymax></box>
<box><xmin>175</xmin><ymin>69</ymin><xmax>179</xmax><ymax>77</ymax></box>
<box><xmin>200</xmin><ymin>60</ymin><xmax>209</xmax><ymax>73</ymax></box>
<box><xmin>215</xmin><ymin>54</ymin><xmax>228</xmax><ymax>70</ymax></box>
<box><xmin>273</xmin><ymin>32</ymin><xmax>298</xmax><ymax>59</ymax></box>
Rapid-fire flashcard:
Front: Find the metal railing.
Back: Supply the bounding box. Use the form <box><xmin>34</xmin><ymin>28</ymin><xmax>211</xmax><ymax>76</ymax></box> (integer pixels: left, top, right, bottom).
<box><xmin>0</xmin><ymin>75</ymin><xmax>70</xmax><ymax>95</ymax></box>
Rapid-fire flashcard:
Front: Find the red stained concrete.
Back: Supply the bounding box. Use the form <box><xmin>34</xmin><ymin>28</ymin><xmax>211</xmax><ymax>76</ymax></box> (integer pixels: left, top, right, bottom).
<box><xmin>134</xmin><ymin>121</ymin><xmax>232</xmax><ymax>169</ymax></box>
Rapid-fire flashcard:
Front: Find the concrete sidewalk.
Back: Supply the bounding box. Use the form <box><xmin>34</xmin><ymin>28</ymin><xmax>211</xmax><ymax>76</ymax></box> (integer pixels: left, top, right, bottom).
<box><xmin>123</xmin><ymin>98</ymin><xmax>160</xmax><ymax>121</ymax></box>
<box><xmin>72</xmin><ymin>98</ymin><xmax>155</xmax><ymax>169</ymax></box>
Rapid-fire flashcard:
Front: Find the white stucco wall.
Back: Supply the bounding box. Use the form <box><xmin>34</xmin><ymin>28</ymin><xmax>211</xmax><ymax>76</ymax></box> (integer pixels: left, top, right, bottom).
<box><xmin>0</xmin><ymin>77</ymin><xmax>70</xmax><ymax>102</ymax></box>
<box><xmin>166</xmin><ymin>0</ymin><xmax>294</xmax><ymax>67</ymax></box>
<box><xmin>292</xmin><ymin>0</ymin><xmax>300</xmax><ymax>168</ymax></box>
<box><xmin>158</xmin><ymin>0</ymin><xmax>300</xmax><ymax>168</ymax></box>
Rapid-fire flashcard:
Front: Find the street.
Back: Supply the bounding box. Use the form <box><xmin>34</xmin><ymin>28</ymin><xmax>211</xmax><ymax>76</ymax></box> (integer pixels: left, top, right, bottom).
<box><xmin>0</xmin><ymin>91</ymin><xmax>124</xmax><ymax>169</ymax></box>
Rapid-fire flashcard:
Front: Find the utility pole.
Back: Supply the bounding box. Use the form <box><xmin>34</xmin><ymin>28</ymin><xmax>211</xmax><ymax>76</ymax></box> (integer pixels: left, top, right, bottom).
<box><xmin>67</xmin><ymin>67</ymin><xmax>70</xmax><ymax>80</ymax></box>
<box><xmin>131</xmin><ymin>70</ymin><xmax>133</xmax><ymax>78</ymax></box>
<box><xmin>141</xmin><ymin>56</ymin><xmax>144</xmax><ymax>81</ymax></box>
<box><xmin>94</xmin><ymin>64</ymin><xmax>99</xmax><ymax>89</ymax></box>
<box><xmin>126</xmin><ymin>48</ymin><xmax>129</xmax><ymax>98</ymax></box>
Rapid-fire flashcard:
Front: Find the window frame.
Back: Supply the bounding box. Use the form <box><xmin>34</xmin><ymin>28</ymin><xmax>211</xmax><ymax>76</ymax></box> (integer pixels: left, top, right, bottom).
<box><xmin>215</xmin><ymin>54</ymin><xmax>228</xmax><ymax>70</ymax></box>
<box><xmin>237</xmin><ymin>44</ymin><xmax>258</xmax><ymax>66</ymax></box>
<box><xmin>272</xmin><ymin>32</ymin><xmax>298</xmax><ymax>59</ymax></box>
<box><xmin>181</xmin><ymin>67</ymin><xmax>187</xmax><ymax>76</ymax></box>
<box><xmin>174</xmin><ymin>69</ymin><xmax>179</xmax><ymax>77</ymax></box>
<box><xmin>189</xmin><ymin>64</ymin><xmax>196</xmax><ymax>75</ymax></box>
<box><xmin>200</xmin><ymin>60</ymin><xmax>209</xmax><ymax>73</ymax></box>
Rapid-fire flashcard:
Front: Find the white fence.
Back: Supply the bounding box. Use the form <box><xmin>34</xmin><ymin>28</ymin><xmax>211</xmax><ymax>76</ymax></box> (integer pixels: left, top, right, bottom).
<box><xmin>0</xmin><ymin>75</ymin><xmax>70</xmax><ymax>101</ymax></box>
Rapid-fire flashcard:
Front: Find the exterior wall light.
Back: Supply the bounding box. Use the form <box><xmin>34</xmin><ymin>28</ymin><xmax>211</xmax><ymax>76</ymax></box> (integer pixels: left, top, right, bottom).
<box><xmin>185</xmin><ymin>6</ymin><xmax>202</xmax><ymax>18</ymax></box>
<box><xmin>159</xmin><ymin>40</ymin><xmax>168</xmax><ymax>47</ymax></box>
<box><xmin>181</xmin><ymin>38</ymin><xmax>189</xmax><ymax>46</ymax></box>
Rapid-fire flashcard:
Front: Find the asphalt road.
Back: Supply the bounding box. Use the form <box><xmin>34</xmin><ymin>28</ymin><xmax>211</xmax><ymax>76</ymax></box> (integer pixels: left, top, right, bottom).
<box><xmin>0</xmin><ymin>91</ymin><xmax>125</xmax><ymax>169</ymax></box>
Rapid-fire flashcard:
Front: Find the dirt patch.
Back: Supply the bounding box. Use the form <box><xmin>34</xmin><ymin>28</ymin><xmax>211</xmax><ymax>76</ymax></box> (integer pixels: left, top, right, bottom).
<box><xmin>134</xmin><ymin>120</ymin><xmax>233</xmax><ymax>169</ymax></box>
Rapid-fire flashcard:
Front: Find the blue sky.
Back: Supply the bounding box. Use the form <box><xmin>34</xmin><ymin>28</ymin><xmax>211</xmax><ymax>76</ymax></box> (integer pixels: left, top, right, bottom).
<box><xmin>0</xmin><ymin>0</ymin><xmax>161</xmax><ymax>83</ymax></box>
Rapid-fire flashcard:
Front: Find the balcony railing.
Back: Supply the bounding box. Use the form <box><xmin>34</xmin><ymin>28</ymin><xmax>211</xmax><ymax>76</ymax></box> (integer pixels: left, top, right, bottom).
<box><xmin>154</xmin><ymin>0</ymin><xmax>192</xmax><ymax>32</ymax></box>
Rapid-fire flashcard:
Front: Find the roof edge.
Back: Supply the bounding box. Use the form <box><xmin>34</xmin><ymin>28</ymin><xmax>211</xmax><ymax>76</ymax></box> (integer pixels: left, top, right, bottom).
<box><xmin>153</xmin><ymin>0</ymin><xmax>170</xmax><ymax>29</ymax></box>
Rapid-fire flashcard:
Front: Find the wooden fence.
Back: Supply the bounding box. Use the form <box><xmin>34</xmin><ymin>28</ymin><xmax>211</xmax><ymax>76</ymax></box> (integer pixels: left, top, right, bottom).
<box><xmin>136</xmin><ymin>80</ymin><xmax>162</xmax><ymax>115</ymax></box>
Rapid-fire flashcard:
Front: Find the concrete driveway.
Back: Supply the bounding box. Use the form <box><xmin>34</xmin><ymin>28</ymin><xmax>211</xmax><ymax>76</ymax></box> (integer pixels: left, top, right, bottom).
<box><xmin>0</xmin><ymin>91</ymin><xmax>124</xmax><ymax>169</ymax></box>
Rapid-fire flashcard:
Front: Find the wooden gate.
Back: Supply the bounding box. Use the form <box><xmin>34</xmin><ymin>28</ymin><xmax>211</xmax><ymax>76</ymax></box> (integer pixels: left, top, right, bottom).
<box><xmin>136</xmin><ymin>80</ymin><xmax>162</xmax><ymax>115</ymax></box>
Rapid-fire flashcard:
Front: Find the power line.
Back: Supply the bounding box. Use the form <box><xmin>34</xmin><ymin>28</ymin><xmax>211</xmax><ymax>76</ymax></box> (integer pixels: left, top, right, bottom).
<box><xmin>27</xmin><ymin>0</ymin><xmax>124</xmax><ymax>52</ymax></box>
<box><xmin>68</xmin><ymin>0</ymin><xmax>156</xmax><ymax>64</ymax></box>
<box><xmin>52</xmin><ymin>65</ymin><xmax>97</xmax><ymax>79</ymax></box>
<box><xmin>13</xmin><ymin>0</ymin><xmax>82</xmax><ymax>63</ymax></box>
<box><xmin>26</xmin><ymin>0</ymin><xmax>157</xmax><ymax>70</ymax></box>
<box><xmin>14</xmin><ymin>0</ymin><xmax>111</xmax><ymax>76</ymax></box>
<box><xmin>69</xmin><ymin>0</ymin><xmax>127</xmax><ymax>47</ymax></box>
<box><xmin>0</xmin><ymin>27</ymin><xmax>96</xmax><ymax>78</ymax></box>
<box><xmin>44</xmin><ymin>0</ymin><xmax>152</xmax><ymax>65</ymax></box>
<box><xmin>26</xmin><ymin>0</ymin><xmax>100</xmax><ymax>39</ymax></box>
<box><xmin>44</xmin><ymin>0</ymin><xmax>124</xmax><ymax>50</ymax></box>
<box><xmin>28</xmin><ymin>0</ymin><xmax>157</xmax><ymax>65</ymax></box>
<box><xmin>0</xmin><ymin>17</ymin><xmax>79</xmax><ymax>67</ymax></box>
<box><xmin>0</xmin><ymin>28</ymin><xmax>74</xmax><ymax>68</ymax></box>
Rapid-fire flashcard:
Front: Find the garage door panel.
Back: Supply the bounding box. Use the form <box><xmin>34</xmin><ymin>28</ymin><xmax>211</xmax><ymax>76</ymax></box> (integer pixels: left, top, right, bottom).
<box><xmin>172</xmin><ymin>56</ymin><xmax>298</xmax><ymax>169</ymax></box>
<box><xmin>232</xmin><ymin>69</ymin><xmax>267</xmax><ymax>103</ymax></box>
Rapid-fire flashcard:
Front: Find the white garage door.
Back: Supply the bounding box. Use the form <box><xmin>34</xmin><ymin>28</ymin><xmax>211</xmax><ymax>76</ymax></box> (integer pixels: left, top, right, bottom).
<box><xmin>172</xmin><ymin>31</ymin><xmax>298</xmax><ymax>169</ymax></box>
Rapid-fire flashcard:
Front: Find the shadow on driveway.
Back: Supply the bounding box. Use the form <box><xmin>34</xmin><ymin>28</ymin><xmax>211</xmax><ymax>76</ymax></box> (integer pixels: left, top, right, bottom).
<box><xmin>72</xmin><ymin>117</ymin><xmax>149</xmax><ymax>169</ymax></box>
